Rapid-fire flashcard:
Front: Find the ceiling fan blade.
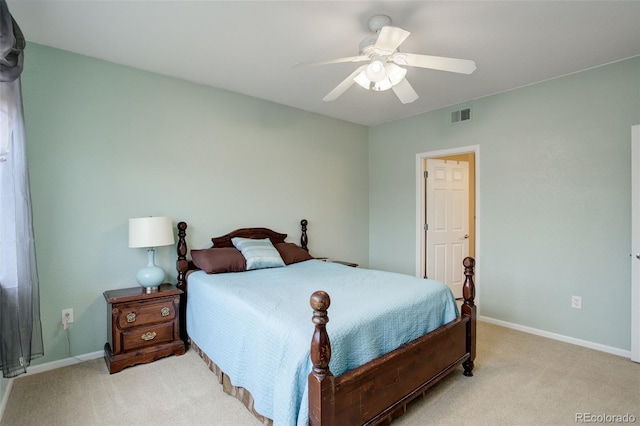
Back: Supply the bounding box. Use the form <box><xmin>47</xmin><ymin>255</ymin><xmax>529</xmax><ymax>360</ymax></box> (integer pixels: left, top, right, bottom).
<box><xmin>393</xmin><ymin>53</ymin><xmax>477</xmax><ymax>74</ymax></box>
<box><xmin>374</xmin><ymin>26</ymin><xmax>410</xmax><ymax>54</ymax></box>
<box><xmin>323</xmin><ymin>65</ymin><xmax>367</xmax><ymax>102</ymax></box>
<box><xmin>293</xmin><ymin>56</ymin><xmax>368</xmax><ymax>68</ymax></box>
<box><xmin>392</xmin><ymin>78</ymin><xmax>419</xmax><ymax>104</ymax></box>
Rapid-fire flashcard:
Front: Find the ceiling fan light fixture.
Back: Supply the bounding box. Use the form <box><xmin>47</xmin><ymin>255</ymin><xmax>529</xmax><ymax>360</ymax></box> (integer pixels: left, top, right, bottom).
<box><xmin>354</xmin><ymin>72</ymin><xmax>391</xmax><ymax>91</ymax></box>
<box><xmin>354</xmin><ymin>62</ymin><xmax>407</xmax><ymax>92</ymax></box>
<box><xmin>354</xmin><ymin>71</ymin><xmax>386</xmax><ymax>90</ymax></box>
<box><xmin>378</xmin><ymin>64</ymin><xmax>407</xmax><ymax>91</ymax></box>
<box><xmin>371</xmin><ymin>80</ymin><xmax>393</xmax><ymax>92</ymax></box>
<box><xmin>365</xmin><ymin>56</ymin><xmax>386</xmax><ymax>82</ymax></box>
<box><xmin>385</xmin><ymin>63</ymin><xmax>407</xmax><ymax>85</ymax></box>
<box><xmin>354</xmin><ymin>71</ymin><xmax>374</xmax><ymax>90</ymax></box>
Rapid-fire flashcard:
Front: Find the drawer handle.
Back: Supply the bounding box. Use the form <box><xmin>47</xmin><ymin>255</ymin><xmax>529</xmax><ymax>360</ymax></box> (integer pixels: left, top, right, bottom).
<box><xmin>161</xmin><ymin>307</ymin><xmax>170</xmax><ymax>317</ymax></box>
<box><xmin>126</xmin><ymin>313</ymin><xmax>136</xmax><ymax>323</ymax></box>
<box><xmin>141</xmin><ymin>332</ymin><xmax>156</xmax><ymax>341</ymax></box>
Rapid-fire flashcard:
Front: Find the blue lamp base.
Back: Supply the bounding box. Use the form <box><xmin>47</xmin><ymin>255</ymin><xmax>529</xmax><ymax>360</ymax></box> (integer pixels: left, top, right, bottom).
<box><xmin>136</xmin><ymin>248</ymin><xmax>166</xmax><ymax>293</ymax></box>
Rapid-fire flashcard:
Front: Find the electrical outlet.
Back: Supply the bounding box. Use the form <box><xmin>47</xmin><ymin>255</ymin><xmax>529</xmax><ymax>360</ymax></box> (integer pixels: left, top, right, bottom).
<box><xmin>571</xmin><ymin>296</ymin><xmax>582</xmax><ymax>310</ymax></box>
<box><xmin>62</xmin><ymin>308</ymin><xmax>74</xmax><ymax>325</ymax></box>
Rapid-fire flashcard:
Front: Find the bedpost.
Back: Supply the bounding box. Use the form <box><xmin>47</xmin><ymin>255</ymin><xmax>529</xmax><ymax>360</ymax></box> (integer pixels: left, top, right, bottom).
<box><xmin>462</xmin><ymin>257</ymin><xmax>476</xmax><ymax>377</ymax></box>
<box><xmin>176</xmin><ymin>221</ymin><xmax>188</xmax><ymax>292</ymax></box>
<box><xmin>301</xmin><ymin>219</ymin><xmax>309</xmax><ymax>251</ymax></box>
<box><xmin>176</xmin><ymin>221</ymin><xmax>189</xmax><ymax>344</ymax></box>
<box><xmin>308</xmin><ymin>291</ymin><xmax>335</xmax><ymax>426</ymax></box>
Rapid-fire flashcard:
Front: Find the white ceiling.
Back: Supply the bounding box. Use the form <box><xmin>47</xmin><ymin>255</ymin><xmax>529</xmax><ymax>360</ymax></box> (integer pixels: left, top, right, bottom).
<box><xmin>8</xmin><ymin>1</ymin><xmax>640</xmax><ymax>126</ymax></box>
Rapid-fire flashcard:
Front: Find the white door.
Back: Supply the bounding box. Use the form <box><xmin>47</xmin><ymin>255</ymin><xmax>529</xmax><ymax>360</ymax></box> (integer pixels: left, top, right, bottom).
<box><xmin>425</xmin><ymin>159</ymin><xmax>469</xmax><ymax>298</ymax></box>
<box><xmin>632</xmin><ymin>124</ymin><xmax>640</xmax><ymax>363</ymax></box>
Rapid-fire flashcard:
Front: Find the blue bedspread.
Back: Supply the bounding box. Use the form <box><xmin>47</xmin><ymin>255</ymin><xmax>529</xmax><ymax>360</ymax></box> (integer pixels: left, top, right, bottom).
<box><xmin>186</xmin><ymin>259</ymin><xmax>458</xmax><ymax>426</ymax></box>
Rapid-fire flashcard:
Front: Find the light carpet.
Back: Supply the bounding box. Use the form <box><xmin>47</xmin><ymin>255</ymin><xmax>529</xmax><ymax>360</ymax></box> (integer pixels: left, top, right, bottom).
<box><xmin>2</xmin><ymin>322</ymin><xmax>639</xmax><ymax>426</ymax></box>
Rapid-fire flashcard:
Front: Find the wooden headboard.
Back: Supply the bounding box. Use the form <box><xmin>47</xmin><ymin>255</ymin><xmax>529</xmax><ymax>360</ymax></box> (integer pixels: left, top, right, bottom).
<box><xmin>210</xmin><ymin>227</ymin><xmax>288</xmax><ymax>248</ymax></box>
<box><xmin>176</xmin><ymin>219</ymin><xmax>309</xmax><ymax>292</ymax></box>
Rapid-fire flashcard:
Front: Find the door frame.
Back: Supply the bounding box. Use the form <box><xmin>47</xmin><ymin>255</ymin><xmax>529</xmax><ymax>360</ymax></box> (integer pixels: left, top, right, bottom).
<box><xmin>632</xmin><ymin>125</ymin><xmax>640</xmax><ymax>362</ymax></box>
<box><xmin>416</xmin><ymin>145</ymin><xmax>480</xmax><ymax>301</ymax></box>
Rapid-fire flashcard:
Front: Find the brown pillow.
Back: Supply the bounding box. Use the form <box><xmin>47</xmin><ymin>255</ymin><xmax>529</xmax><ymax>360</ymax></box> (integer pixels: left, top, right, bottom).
<box><xmin>275</xmin><ymin>242</ymin><xmax>313</xmax><ymax>265</ymax></box>
<box><xmin>191</xmin><ymin>247</ymin><xmax>246</xmax><ymax>274</ymax></box>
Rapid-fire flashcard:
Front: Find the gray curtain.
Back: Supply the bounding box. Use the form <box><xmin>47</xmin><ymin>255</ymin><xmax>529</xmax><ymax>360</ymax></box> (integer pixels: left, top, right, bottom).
<box><xmin>0</xmin><ymin>0</ymin><xmax>44</xmax><ymax>378</ymax></box>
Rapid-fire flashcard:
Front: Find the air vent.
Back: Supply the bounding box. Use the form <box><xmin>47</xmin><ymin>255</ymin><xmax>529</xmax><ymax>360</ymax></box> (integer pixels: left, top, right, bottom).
<box><xmin>451</xmin><ymin>107</ymin><xmax>472</xmax><ymax>123</ymax></box>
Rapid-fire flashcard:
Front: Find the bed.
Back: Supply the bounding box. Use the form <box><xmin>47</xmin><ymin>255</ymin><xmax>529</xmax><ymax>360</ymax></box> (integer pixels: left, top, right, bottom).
<box><xmin>176</xmin><ymin>219</ymin><xmax>476</xmax><ymax>426</ymax></box>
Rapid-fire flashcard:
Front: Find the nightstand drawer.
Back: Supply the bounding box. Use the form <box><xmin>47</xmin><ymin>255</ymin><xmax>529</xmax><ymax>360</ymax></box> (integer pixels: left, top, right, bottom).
<box><xmin>116</xmin><ymin>300</ymin><xmax>177</xmax><ymax>329</ymax></box>
<box><xmin>121</xmin><ymin>322</ymin><xmax>176</xmax><ymax>351</ymax></box>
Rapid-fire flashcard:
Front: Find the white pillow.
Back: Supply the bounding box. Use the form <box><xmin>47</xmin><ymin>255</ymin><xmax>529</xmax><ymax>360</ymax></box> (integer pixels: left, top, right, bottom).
<box><xmin>231</xmin><ymin>237</ymin><xmax>286</xmax><ymax>270</ymax></box>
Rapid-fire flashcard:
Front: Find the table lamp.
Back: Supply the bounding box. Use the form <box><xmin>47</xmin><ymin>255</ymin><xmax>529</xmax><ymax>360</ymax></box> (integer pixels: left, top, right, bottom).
<box><xmin>129</xmin><ymin>216</ymin><xmax>175</xmax><ymax>293</ymax></box>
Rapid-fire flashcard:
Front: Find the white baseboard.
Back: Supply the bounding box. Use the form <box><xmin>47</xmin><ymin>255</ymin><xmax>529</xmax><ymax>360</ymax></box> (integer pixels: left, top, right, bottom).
<box><xmin>23</xmin><ymin>350</ymin><xmax>104</xmax><ymax>376</ymax></box>
<box><xmin>479</xmin><ymin>316</ymin><xmax>632</xmax><ymax>359</ymax></box>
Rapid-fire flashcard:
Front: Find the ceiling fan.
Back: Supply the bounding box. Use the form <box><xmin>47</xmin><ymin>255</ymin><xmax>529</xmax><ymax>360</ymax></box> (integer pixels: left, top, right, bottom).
<box><xmin>295</xmin><ymin>15</ymin><xmax>477</xmax><ymax>104</ymax></box>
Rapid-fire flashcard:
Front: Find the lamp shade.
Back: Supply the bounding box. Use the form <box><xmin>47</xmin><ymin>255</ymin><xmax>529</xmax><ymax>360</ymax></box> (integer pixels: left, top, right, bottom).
<box><xmin>129</xmin><ymin>216</ymin><xmax>174</xmax><ymax>248</ymax></box>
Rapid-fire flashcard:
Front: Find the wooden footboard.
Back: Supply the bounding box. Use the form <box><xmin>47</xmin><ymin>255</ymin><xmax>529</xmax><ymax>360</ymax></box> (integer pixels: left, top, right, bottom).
<box><xmin>309</xmin><ymin>257</ymin><xmax>476</xmax><ymax>426</ymax></box>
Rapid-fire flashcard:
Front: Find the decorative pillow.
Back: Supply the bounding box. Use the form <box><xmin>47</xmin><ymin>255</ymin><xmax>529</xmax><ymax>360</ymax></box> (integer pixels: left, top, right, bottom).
<box><xmin>231</xmin><ymin>237</ymin><xmax>285</xmax><ymax>270</ymax></box>
<box><xmin>191</xmin><ymin>247</ymin><xmax>246</xmax><ymax>274</ymax></box>
<box><xmin>275</xmin><ymin>242</ymin><xmax>313</xmax><ymax>265</ymax></box>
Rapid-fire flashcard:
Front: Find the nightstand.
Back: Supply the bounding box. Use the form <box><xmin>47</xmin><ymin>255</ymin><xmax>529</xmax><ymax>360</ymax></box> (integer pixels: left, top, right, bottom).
<box><xmin>317</xmin><ymin>258</ymin><xmax>358</xmax><ymax>268</ymax></box>
<box><xmin>332</xmin><ymin>260</ymin><xmax>358</xmax><ymax>267</ymax></box>
<box><xmin>103</xmin><ymin>283</ymin><xmax>185</xmax><ymax>374</ymax></box>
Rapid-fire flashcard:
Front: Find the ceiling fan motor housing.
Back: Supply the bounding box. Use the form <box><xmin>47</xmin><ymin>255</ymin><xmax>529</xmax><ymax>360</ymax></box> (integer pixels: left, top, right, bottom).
<box><xmin>359</xmin><ymin>36</ymin><xmax>379</xmax><ymax>56</ymax></box>
<box><xmin>360</xmin><ymin>14</ymin><xmax>393</xmax><ymax>57</ymax></box>
<box><xmin>368</xmin><ymin>14</ymin><xmax>392</xmax><ymax>32</ymax></box>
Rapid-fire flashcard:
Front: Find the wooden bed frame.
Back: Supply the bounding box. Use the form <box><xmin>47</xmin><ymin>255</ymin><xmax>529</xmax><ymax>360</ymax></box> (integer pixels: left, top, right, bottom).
<box><xmin>176</xmin><ymin>219</ymin><xmax>476</xmax><ymax>426</ymax></box>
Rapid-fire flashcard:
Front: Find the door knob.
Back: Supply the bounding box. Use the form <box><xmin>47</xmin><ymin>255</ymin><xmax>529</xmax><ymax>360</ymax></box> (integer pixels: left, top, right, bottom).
<box><xmin>636</xmin><ymin>253</ymin><xmax>640</xmax><ymax>259</ymax></box>
<box><xmin>464</xmin><ymin>234</ymin><xmax>470</xmax><ymax>239</ymax></box>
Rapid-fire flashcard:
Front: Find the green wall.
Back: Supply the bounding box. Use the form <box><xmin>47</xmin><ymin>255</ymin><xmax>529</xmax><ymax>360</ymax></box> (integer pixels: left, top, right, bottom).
<box><xmin>14</xmin><ymin>42</ymin><xmax>640</xmax><ymax>370</ymax></box>
<box><xmin>369</xmin><ymin>57</ymin><xmax>640</xmax><ymax>351</ymax></box>
<box><xmin>20</xmin><ymin>43</ymin><xmax>369</xmax><ymax>365</ymax></box>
